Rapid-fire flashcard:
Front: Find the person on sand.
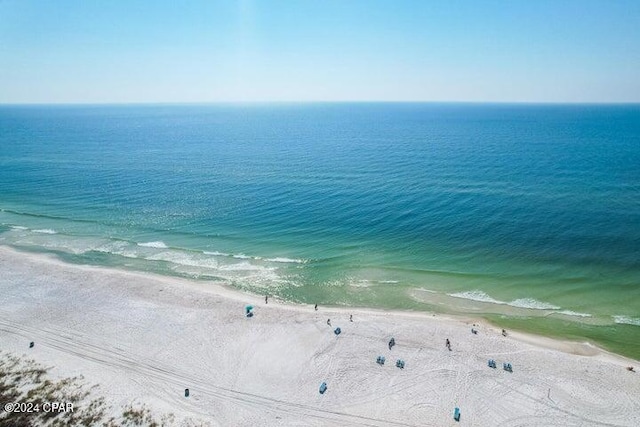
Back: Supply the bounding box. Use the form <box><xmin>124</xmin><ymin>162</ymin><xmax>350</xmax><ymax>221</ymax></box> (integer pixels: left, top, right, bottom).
<box><xmin>327</xmin><ymin>318</ymin><xmax>331</xmax><ymax>326</ymax></box>
<box><xmin>628</xmin><ymin>366</ymin><xmax>635</xmax><ymax>372</ymax></box>
<box><xmin>265</xmin><ymin>295</ymin><xmax>268</xmax><ymax>304</ymax></box>
<box><xmin>446</xmin><ymin>338</ymin><xmax>451</xmax><ymax>350</ymax></box>
<box><xmin>350</xmin><ymin>314</ymin><xmax>353</xmax><ymax>322</ymax></box>
<box><xmin>502</xmin><ymin>329</ymin><xmax>508</xmax><ymax>337</ymax></box>
<box><xmin>314</xmin><ymin>304</ymin><xmax>318</xmax><ymax>311</ymax></box>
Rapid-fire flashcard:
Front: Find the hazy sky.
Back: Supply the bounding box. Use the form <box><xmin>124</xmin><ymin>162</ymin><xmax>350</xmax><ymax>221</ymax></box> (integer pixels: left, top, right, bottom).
<box><xmin>1</xmin><ymin>0</ymin><xmax>639</xmax><ymax>103</ymax></box>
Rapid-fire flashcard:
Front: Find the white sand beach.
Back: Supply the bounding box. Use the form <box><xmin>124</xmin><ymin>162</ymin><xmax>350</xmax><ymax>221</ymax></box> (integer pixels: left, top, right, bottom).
<box><xmin>0</xmin><ymin>246</ymin><xmax>638</xmax><ymax>426</ymax></box>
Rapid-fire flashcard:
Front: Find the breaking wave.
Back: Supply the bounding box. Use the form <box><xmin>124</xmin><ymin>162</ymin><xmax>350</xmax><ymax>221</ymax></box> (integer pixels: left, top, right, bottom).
<box><xmin>613</xmin><ymin>315</ymin><xmax>640</xmax><ymax>326</ymax></box>
<box><xmin>449</xmin><ymin>290</ymin><xmax>561</xmax><ymax>311</ymax></box>
<box><xmin>32</xmin><ymin>229</ymin><xmax>57</xmax><ymax>234</ymax></box>
<box><xmin>137</xmin><ymin>241</ymin><xmax>168</xmax><ymax>248</ymax></box>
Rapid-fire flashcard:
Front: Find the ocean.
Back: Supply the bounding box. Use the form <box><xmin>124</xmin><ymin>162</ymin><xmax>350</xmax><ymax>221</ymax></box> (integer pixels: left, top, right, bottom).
<box><xmin>1</xmin><ymin>103</ymin><xmax>639</xmax><ymax>358</ymax></box>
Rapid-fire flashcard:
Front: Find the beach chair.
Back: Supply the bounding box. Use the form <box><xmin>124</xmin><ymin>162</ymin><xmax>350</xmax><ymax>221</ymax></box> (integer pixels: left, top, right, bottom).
<box><xmin>488</xmin><ymin>359</ymin><xmax>496</xmax><ymax>368</ymax></box>
<box><xmin>396</xmin><ymin>359</ymin><xmax>405</xmax><ymax>369</ymax></box>
<box><xmin>376</xmin><ymin>356</ymin><xmax>386</xmax><ymax>365</ymax></box>
<box><xmin>471</xmin><ymin>328</ymin><xmax>478</xmax><ymax>334</ymax></box>
<box><xmin>319</xmin><ymin>382</ymin><xmax>327</xmax><ymax>394</ymax></box>
<box><xmin>334</xmin><ymin>327</ymin><xmax>341</xmax><ymax>335</ymax></box>
<box><xmin>454</xmin><ymin>407</ymin><xmax>460</xmax><ymax>421</ymax></box>
<box><xmin>503</xmin><ymin>362</ymin><xmax>512</xmax><ymax>372</ymax></box>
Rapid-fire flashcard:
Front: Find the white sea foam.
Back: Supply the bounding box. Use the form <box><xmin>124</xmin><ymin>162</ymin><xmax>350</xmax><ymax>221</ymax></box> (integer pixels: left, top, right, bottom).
<box><xmin>613</xmin><ymin>315</ymin><xmax>640</xmax><ymax>326</ymax></box>
<box><xmin>204</xmin><ymin>251</ymin><xmax>254</xmax><ymax>260</ymax></box>
<box><xmin>265</xmin><ymin>257</ymin><xmax>305</xmax><ymax>264</ymax></box>
<box><xmin>349</xmin><ymin>280</ymin><xmax>372</xmax><ymax>288</ymax></box>
<box><xmin>509</xmin><ymin>298</ymin><xmax>560</xmax><ymax>310</ymax></box>
<box><xmin>138</xmin><ymin>241</ymin><xmax>168</xmax><ymax>249</ymax></box>
<box><xmin>33</xmin><ymin>229</ymin><xmax>57</xmax><ymax>234</ymax></box>
<box><xmin>349</xmin><ymin>279</ymin><xmax>399</xmax><ymax>288</ymax></box>
<box><xmin>448</xmin><ymin>290</ymin><xmax>504</xmax><ymax>305</ymax></box>
<box><xmin>203</xmin><ymin>251</ymin><xmax>305</xmax><ymax>264</ymax></box>
<box><xmin>9</xmin><ymin>226</ymin><xmax>28</xmax><ymax>230</ymax></box>
<box><xmin>147</xmin><ymin>249</ymin><xmax>279</xmax><ymax>275</ymax></box>
<box><xmin>413</xmin><ymin>288</ymin><xmax>437</xmax><ymax>294</ymax></box>
<box><xmin>203</xmin><ymin>251</ymin><xmax>230</xmax><ymax>257</ymax></box>
<box><xmin>218</xmin><ymin>261</ymin><xmax>270</xmax><ymax>272</ymax></box>
<box><xmin>555</xmin><ymin>310</ymin><xmax>592</xmax><ymax>318</ymax></box>
<box><xmin>146</xmin><ymin>251</ymin><xmax>219</xmax><ymax>269</ymax></box>
<box><xmin>449</xmin><ymin>290</ymin><xmax>562</xmax><ymax>312</ymax></box>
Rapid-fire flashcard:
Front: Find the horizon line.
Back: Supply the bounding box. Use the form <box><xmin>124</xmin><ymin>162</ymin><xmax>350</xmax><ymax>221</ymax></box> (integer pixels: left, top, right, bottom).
<box><xmin>2</xmin><ymin>100</ymin><xmax>640</xmax><ymax>107</ymax></box>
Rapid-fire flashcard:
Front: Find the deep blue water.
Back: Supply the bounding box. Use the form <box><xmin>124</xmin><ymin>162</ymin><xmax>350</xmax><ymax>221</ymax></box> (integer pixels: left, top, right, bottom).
<box><xmin>1</xmin><ymin>103</ymin><xmax>639</xmax><ymax>354</ymax></box>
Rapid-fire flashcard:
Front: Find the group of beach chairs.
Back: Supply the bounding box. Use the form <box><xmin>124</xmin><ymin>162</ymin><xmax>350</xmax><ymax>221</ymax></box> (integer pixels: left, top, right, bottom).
<box><xmin>375</xmin><ymin>355</ymin><xmax>405</xmax><ymax>369</ymax></box>
<box><xmin>488</xmin><ymin>359</ymin><xmax>513</xmax><ymax>372</ymax></box>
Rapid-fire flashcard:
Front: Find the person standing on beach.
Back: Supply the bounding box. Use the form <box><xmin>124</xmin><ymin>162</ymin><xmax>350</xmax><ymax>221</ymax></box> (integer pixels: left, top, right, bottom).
<box><xmin>265</xmin><ymin>295</ymin><xmax>268</xmax><ymax>304</ymax></box>
<box><xmin>327</xmin><ymin>318</ymin><xmax>331</xmax><ymax>326</ymax></box>
<box><xmin>314</xmin><ymin>304</ymin><xmax>318</xmax><ymax>311</ymax></box>
<box><xmin>349</xmin><ymin>314</ymin><xmax>353</xmax><ymax>322</ymax></box>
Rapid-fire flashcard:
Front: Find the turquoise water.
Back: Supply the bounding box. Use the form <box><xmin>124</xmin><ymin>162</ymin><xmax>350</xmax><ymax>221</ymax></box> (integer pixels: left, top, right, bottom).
<box><xmin>1</xmin><ymin>104</ymin><xmax>639</xmax><ymax>358</ymax></box>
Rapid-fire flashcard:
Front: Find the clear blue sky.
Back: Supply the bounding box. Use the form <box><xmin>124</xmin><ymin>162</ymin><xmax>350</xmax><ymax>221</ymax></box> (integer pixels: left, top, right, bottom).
<box><xmin>1</xmin><ymin>0</ymin><xmax>639</xmax><ymax>103</ymax></box>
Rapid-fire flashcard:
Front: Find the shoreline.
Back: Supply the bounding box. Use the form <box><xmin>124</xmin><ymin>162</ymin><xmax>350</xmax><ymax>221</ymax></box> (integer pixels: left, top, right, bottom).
<box><xmin>1</xmin><ymin>245</ymin><xmax>638</xmax><ymax>425</ymax></box>
<box><xmin>1</xmin><ymin>245</ymin><xmax>634</xmax><ymax>363</ymax></box>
